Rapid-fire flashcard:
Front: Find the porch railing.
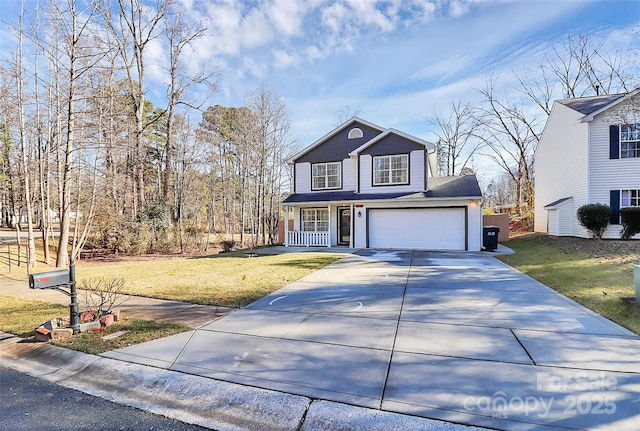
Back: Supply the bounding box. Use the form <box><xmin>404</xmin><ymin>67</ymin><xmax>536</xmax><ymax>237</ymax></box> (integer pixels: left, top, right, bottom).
<box><xmin>287</xmin><ymin>231</ymin><xmax>330</xmax><ymax>247</ymax></box>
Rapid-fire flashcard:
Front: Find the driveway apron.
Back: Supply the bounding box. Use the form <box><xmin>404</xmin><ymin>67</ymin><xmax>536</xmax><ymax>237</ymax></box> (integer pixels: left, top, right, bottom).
<box><xmin>102</xmin><ymin>250</ymin><xmax>640</xmax><ymax>431</ymax></box>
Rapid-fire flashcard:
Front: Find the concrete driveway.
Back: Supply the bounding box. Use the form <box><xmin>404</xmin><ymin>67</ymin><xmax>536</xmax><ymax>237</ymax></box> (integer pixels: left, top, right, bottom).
<box><xmin>103</xmin><ymin>250</ymin><xmax>640</xmax><ymax>431</ymax></box>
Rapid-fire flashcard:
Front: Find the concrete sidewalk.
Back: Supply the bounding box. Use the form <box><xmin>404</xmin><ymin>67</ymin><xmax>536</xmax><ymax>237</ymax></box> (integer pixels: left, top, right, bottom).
<box><xmin>2</xmin><ymin>248</ymin><xmax>640</xmax><ymax>431</ymax></box>
<box><xmin>0</xmin><ymin>277</ymin><xmax>231</xmax><ymax>328</ymax></box>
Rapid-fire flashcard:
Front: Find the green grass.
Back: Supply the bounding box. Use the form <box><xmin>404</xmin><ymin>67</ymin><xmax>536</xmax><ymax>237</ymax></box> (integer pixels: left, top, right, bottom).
<box><xmin>51</xmin><ymin>318</ymin><xmax>190</xmax><ymax>355</ymax></box>
<box><xmin>500</xmin><ymin>234</ymin><xmax>640</xmax><ymax>334</ymax></box>
<box><xmin>1</xmin><ymin>250</ymin><xmax>343</xmax><ymax>354</ymax></box>
<box><xmin>0</xmin><ymin>294</ymin><xmax>69</xmax><ymax>337</ymax></box>
<box><xmin>72</xmin><ymin>252</ymin><xmax>344</xmax><ymax>308</ymax></box>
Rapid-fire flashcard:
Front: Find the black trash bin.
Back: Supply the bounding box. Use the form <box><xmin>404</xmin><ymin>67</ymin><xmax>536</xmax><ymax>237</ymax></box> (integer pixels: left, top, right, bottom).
<box><xmin>482</xmin><ymin>226</ymin><xmax>500</xmax><ymax>251</ymax></box>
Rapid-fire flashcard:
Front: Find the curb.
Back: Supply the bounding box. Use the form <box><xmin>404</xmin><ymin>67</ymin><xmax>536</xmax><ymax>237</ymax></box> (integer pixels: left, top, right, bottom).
<box><xmin>0</xmin><ymin>333</ymin><xmax>488</xmax><ymax>431</ymax></box>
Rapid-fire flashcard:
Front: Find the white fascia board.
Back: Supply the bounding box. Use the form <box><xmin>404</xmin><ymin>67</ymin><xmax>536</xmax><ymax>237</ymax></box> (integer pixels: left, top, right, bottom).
<box><xmin>348</xmin><ymin>129</ymin><xmax>436</xmax><ymax>157</ymax></box>
<box><xmin>286</xmin><ymin>116</ymin><xmax>385</xmax><ymax>165</ymax></box>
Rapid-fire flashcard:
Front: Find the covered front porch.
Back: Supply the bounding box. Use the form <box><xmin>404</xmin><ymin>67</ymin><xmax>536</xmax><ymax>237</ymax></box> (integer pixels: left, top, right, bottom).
<box><xmin>283</xmin><ymin>203</ymin><xmax>356</xmax><ymax>248</ymax></box>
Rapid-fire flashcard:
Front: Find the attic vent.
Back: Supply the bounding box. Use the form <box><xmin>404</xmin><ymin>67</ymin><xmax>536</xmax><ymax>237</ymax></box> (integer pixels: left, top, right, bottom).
<box><xmin>348</xmin><ymin>127</ymin><xmax>363</xmax><ymax>139</ymax></box>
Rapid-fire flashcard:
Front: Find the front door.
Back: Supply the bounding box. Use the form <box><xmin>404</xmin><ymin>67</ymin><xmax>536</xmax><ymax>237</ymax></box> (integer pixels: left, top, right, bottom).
<box><xmin>338</xmin><ymin>208</ymin><xmax>351</xmax><ymax>245</ymax></box>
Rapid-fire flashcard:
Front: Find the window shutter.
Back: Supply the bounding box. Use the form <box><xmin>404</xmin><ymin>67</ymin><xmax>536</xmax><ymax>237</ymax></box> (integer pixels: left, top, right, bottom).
<box><xmin>610</xmin><ymin>190</ymin><xmax>620</xmax><ymax>224</ymax></box>
<box><xmin>609</xmin><ymin>125</ymin><xmax>619</xmax><ymax>159</ymax></box>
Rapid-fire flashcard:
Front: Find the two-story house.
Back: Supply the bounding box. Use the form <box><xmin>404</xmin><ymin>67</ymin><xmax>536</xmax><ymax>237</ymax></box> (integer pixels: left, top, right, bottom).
<box><xmin>534</xmin><ymin>89</ymin><xmax>640</xmax><ymax>239</ymax></box>
<box><xmin>282</xmin><ymin>117</ymin><xmax>483</xmax><ymax>250</ymax></box>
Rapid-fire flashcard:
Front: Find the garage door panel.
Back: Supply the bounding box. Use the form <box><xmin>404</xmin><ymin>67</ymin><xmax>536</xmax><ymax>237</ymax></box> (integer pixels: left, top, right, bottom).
<box><xmin>368</xmin><ymin>208</ymin><xmax>465</xmax><ymax>250</ymax></box>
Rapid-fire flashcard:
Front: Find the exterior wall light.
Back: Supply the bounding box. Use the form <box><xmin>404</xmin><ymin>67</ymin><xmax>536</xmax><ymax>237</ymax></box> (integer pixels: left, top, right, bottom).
<box><xmin>357</xmin><ymin>211</ymin><xmax>362</xmax><ymax>218</ymax></box>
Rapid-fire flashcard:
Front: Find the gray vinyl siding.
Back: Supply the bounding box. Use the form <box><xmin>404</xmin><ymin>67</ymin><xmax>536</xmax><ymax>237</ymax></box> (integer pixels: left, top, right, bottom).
<box><xmin>295</xmin><ymin>122</ymin><xmax>382</xmax><ymax>164</ymax></box>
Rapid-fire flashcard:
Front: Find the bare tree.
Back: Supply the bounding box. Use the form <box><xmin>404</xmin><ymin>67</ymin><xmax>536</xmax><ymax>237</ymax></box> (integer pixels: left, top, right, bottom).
<box><xmin>428</xmin><ymin>100</ymin><xmax>483</xmax><ymax>176</ymax></box>
<box><xmin>162</xmin><ymin>6</ymin><xmax>215</xmax><ymax>213</ymax></box>
<box><xmin>247</xmin><ymin>84</ymin><xmax>291</xmax><ymax>246</ymax></box>
<box><xmin>517</xmin><ymin>33</ymin><xmax>638</xmax><ymax>118</ymax></box>
<box><xmin>102</xmin><ymin>0</ymin><xmax>170</xmax><ymax>217</ymax></box>
<box><xmin>476</xmin><ymin>77</ymin><xmax>540</xmax><ymax>212</ymax></box>
<box><xmin>54</xmin><ymin>0</ymin><xmax>100</xmax><ymax>267</ymax></box>
<box><xmin>335</xmin><ymin>105</ymin><xmax>360</xmax><ymax>126</ymax></box>
<box><xmin>9</xmin><ymin>2</ymin><xmax>39</xmax><ymax>268</ymax></box>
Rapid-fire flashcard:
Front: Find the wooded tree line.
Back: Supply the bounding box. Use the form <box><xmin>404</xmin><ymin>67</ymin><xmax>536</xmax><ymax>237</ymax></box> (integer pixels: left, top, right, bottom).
<box><xmin>431</xmin><ymin>33</ymin><xmax>640</xmax><ymax>218</ymax></box>
<box><xmin>0</xmin><ymin>0</ymin><xmax>293</xmax><ymax>267</ymax></box>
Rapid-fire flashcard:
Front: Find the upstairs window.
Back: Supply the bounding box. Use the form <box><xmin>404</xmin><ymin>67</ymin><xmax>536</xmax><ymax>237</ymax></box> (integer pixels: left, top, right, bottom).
<box><xmin>301</xmin><ymin>208</ymin><xmax>329</xmax><ymax>232</ymax></box>
<box><xmin>348</xmin><ymin>127</ymin><xmax>363</xmax><ymax>139</ymax></box>
<box><xmin>620</xmin><ymin>124</ymin><xmax>640</xmax><ymax>158</ymax></box>
<box><xmin>373</xmin><ymin>154</ymin><xmax>408</xmax><ymax>186</ymax></box>
<box><xmin>312</xmin><ymin>162</ymin><xmax>341</xmax><ymax>190</ymax></box>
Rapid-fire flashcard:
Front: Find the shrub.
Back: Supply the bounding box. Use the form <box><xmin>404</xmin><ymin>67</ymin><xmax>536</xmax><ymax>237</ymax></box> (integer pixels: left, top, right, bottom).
<box><xmin>220</xmin><ymin>239</ymin><xmax>235</xmax><ymax>253</ymax></box>
<box><xmin>80</xmin><ymin>277</ymin><xmax>129</xmax><ymax>317</ymax></box>
<box><xmin>576</xmin><ymin>204</ymin><xmax>611</xmax><ymax>239</ymax></box>
<box><xmin>620</xmin><ymin>207</ymin><xmax>640</xmax><ymax>240</ymax></box>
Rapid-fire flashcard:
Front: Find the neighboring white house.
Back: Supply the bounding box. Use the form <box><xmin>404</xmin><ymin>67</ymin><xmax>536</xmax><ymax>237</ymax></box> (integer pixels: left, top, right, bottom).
<box><xmin>534</xmin><ymin>89</ymin><xmax>640</xmax><ymax>239</ymax></box>
<box><xmin>282</xmin><ymin>117</ymin><xmax>483</xmax><ymax>250</ymax></box>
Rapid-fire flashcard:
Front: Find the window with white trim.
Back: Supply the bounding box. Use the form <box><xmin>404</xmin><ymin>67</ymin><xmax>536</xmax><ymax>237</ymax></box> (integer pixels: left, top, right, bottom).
<box><xmin>621</xmin><ymin>189</ymin><xmax>640</xmax><ymax>207</ymax></box>
<box><xmin>373</xmin><ymin>154</ymin><xmax>408</xmax><ymax>185</ymax></box>
<box><xmin>620</xmin><ymin>124</ymin><xmax>640</xmax><ymax>158</ymax></box>
<box><xmin>301</xmin><ymin>208</ymin><xmax>329</xmax><ymax>232</ymax></box>
<box><xmin>312</xmin><ymin>162</ymin><xmax>341</xmax><ymax>190</ymax></box>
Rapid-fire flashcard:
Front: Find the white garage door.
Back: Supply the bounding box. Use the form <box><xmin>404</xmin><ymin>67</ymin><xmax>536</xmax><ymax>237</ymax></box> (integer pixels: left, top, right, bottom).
<box><xmin>368</xmin><ymin>208</ymin><xmax>466</xmax><ymax>250</ymax></box>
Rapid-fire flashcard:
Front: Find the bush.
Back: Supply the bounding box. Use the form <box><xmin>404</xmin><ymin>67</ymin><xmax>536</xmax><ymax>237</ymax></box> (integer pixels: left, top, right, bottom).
<box><xmin>220</xmin><ymin>239</ymin><xmax>235</xmax><ymax>253</ymax></box>
<box><xmin>80</xmin><ymin>277</ymin><xmax>129</xmax><ymax>317</ymax></box>
<box><xmin>620</xmin><ymin>207</ymin><xmax>640</xmax><ymax>240</ymax></box>
<box><xmin>576</xmin><ymin>204</ymin><xmax>611</xmax><ymax>239</ymax></box>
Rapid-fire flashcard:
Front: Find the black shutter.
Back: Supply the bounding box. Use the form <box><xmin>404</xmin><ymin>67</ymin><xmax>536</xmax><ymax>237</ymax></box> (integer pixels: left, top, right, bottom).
<box><xmin>610</xmin><ymin>125</ymin><xmax>620</xmax><ymax>159</ymax></box>
<box><xmin>610</xmin><ymin>190</ymin><xmax>621</xmax><ymax>225</ymax></box>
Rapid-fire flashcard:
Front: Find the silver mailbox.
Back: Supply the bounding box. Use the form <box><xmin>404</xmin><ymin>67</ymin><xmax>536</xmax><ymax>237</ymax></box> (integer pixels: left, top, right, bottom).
<box><xmin>29</xmin><ymin>270</ymin><xmax>71</xmax><ymax>289</ymax></box>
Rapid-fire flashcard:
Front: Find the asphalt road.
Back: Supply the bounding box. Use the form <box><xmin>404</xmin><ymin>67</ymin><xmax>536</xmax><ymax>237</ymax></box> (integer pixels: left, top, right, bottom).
<box><xmin>0</xmin><ymin>366</ymin><xmax>213</xmax><ymax>431</ymax></box>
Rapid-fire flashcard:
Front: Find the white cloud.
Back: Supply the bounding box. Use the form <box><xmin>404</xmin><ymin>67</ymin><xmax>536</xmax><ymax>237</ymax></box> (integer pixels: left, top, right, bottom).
<box><xmin>206</xmin><ymin>0</ymin><xmax>244</xmax><ymax>55</ymax></box>
<box><xmin>345</xmin><ymin>0</ymin><xmax>398</xmax><ymax>32</ymax></box>
<box><xmin>273</xmin><ymin>49</ymin><xmax>300</xmax><ymax>69</ymax></box>
<box><xmin>449</xmin><ymin>0</ymin><xmax>472</xmax><ymax>18</ymax></box>
<box><xmin>321</xmin><ymin>2</ymin><xmax>350</xmax><ymax>33</ymax></box>
<box><xmin>265</xmin><ymin>0</ymin><xmax>309</xmax><ymax>37</ymax></box>
<box><xmin>408</xmin><ymin>0</ymin><xmax>437</xmax><ymax>22</ymax></box>
<box><xmin>146</xmin><ymin>37</ymin><xmax>169</xmax><ymax>86</ymax></box>
<box><xmin>240</xmin><ymin>7</ymin><xmax>274</xmax><ymax>49</ymax></box>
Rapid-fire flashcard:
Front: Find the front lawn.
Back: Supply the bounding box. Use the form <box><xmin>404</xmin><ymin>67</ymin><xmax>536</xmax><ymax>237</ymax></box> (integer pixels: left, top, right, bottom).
<box><xmin>500</xmin><ymin>234</ymin><xmax>640</xmax><ymax>334</ymax></box>
<box><xmin>0</xmin><ymin>294</ymin><xmax>190</xmax><ymax>354</ymax></box>
<box><xmin>1</xmin><ymin>250</ymin><xmax>344</xmax><ymax>354</ymax></box>
<box><xmin>72</xmin><ymin>252</ymin><xmax>344</xmax><ymax>308</ymax></box>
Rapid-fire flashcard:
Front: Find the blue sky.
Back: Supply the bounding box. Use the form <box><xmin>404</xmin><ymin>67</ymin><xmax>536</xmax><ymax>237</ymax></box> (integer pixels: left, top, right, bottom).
<box><xmin>168</xmin><ymin>0</ymin><xmax>639</xmax><ymax>151</ymax></box>
<box><xmin>1</xmin><ymin>0</ymin><xmax>640</xmax><ymax>180</ymax></box>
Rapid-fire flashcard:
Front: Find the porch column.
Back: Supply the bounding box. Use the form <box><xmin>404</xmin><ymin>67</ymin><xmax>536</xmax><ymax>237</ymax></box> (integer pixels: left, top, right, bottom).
<box><xmin>327</xmin><ymin>204</ymin><xmax>332</xmax><ymax>247</ymax></box>
<box><xmin>349</xmin><ymin>203</ymin><xmax>354</xmax><ymax>248</ymax></box>
<box><xmin>284</xmin><ymin>206</ymin><xmax>289</xmax><ymax>247</ymax></box>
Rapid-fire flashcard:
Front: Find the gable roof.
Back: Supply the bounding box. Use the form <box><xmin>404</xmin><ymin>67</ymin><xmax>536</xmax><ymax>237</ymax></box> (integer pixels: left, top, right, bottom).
<box><xmin>557</xmin><ymin>88</ymin><xmax>640</xmax><ymax>122</ymax></box>
<box><xmin>287</xmin><ymin>117</ymin><xmax>385</xmax><ymax>164</ymax></box>
<box><xmin>558</xmin><ymin>94</ymin><xmax>625</xmax><ymax>115</ymax></box>
<box><xmin>348</xmin><ymin>128</ymin><xmax>435</xmax><ymax>157</ymax></box>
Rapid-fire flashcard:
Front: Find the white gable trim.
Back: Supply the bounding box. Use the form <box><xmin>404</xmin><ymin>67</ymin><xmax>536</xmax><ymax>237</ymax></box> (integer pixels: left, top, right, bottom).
<box><xmin>348</xmin><ymin>129</ymin><xmax>436</xmax><ymax>157</ymax></box>
<box><xmin>287</xmin><ymin>117</ymin><xmax>385</xmax><ymax>165</ymax></box>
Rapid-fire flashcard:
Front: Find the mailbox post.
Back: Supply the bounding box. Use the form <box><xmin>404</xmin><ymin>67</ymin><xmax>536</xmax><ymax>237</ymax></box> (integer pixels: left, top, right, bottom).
<box><xmin>29</xmin><ymin>261</ymin><xmax>80</xmax><ymax>334</ymax></box>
